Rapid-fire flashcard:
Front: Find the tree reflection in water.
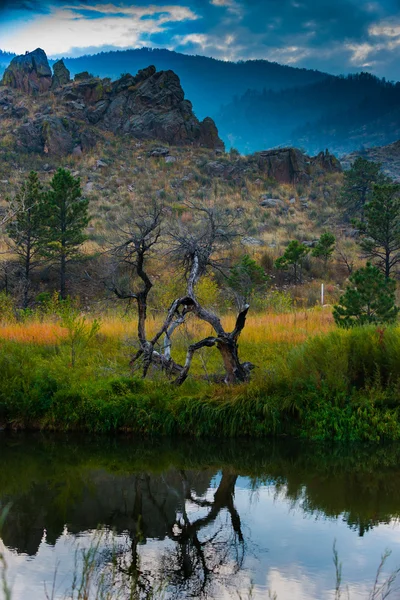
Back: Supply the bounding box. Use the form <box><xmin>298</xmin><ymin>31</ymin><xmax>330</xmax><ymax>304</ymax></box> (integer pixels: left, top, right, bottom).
<box><xmin>106</xmin><ymin>470</ymin><xmax>246</xmax><ymax>598</ymax></box>
<box><xmin>1</xmin><ymin>435</ymin><xmax>400</xmax><ymax>599</ymax></box>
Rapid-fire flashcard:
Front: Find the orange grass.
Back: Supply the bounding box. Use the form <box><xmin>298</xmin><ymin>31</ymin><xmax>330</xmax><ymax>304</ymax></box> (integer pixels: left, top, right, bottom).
<box><xmin>0</xmin><ymin>322</ymin><xmax>66</xmax><ymax>344</ymax></box>
<box><xmin>0</xmin><ymin>308</ymin><xmax>334</xmax><ymax>346</ymax></box>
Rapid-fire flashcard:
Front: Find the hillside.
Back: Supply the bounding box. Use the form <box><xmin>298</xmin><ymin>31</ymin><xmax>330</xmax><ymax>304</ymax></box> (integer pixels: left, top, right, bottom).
<box><xmin>0</xmin><ymin>50</ymin><xmax>347</xmax><ymax>295</ymax></box>
<box><xmin>218</xmin><ymin>73</ymin><xmax>400</xmax><ymax>155</ymax></box>
<box><xmin>342</xmin><ymin>139</ymin><xmax>400</xmax><ymax>181</ymax></box>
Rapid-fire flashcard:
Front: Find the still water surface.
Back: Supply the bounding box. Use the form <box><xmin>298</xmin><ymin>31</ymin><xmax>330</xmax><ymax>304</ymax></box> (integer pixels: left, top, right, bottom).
<box><xmin>1</xmin><ymin>434</ymin><xmax>400</xmax><ymax>599</ymax></box>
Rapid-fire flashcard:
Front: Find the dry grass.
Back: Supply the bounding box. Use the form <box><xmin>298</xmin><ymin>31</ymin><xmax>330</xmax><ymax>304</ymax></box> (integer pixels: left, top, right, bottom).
<box><xmin>0</xmin><ymin>322</ymin><xmax>66</xmax><ymax>344</ymax></box>
<box><xmin>0</xmin><ymin>307</ymin><xmax>334</xmax><ymax>346</ymax></box>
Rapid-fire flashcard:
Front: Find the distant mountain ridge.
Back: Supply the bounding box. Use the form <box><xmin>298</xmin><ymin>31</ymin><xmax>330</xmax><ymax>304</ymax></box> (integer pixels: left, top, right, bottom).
<box><xmin>218</xmin><ymin>72</ymin><xmax>400</xmax><ymax>155</ymax></box>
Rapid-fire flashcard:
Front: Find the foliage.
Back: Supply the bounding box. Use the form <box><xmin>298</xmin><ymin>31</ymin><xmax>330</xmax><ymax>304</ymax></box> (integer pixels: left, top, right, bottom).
<box><xmin>333</xmin><ymin>263</ymin><xmax>398</xmax><ymax>328</ymax></box>
<box><xmin>357</xmin><ymin>183</ymin><xmax>400</xmax><ymax>278</ymax></box>
<box><xmin>275</xmin><ymin>240</ymin><xmax>310</xmax><ymax>283</ymax></box>
<box><xmin>339</xmin><ymin>157</ymin><xmax>385</xmax><ymax>220</ymax></box>
<box><xmin>312</xmin><ymin>231</ymin><xmax>335</xmax><ymax>264</ymax></box>
<box><xmin>228</xmin><ymin>254</ymin><xmax>269</xmax><ymax>304</ymax></box>
<box><xmin>0</xmin><ymin>293</ymin><xmax>15</xmax><ymax>324</ymax></box>
<box><xmin>263</xmin><ymin>290</ymin><xmax>293</xmax><ymax>313</ymax></box>
<box><xmin>39</xmin><ymin>169</ymin><xmax>89</xmax><ymax>299</ymax></box>
<box><xmin>57</xmin><ymin>303</ymin><xmax>101</xmax><ymax>368</ymax></box>
<box><xmin>6</xmin><ymin>171</ymin><xmax>46</xmax><ymax>307</ymax></box>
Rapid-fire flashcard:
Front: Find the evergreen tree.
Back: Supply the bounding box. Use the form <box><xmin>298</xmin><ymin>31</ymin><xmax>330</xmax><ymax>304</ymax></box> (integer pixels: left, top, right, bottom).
<box><xmin>275</xmin><ymin>240</ymin><xmax>310</xmax><ymax>283</ymax></box>
<box><xmin>228</xmin><ymin>254</ymin><xmax>269</xmax><ymax>304</ymax></box>
<box><xmin>40</xmin><ymin>169</ymin><xmax>89</xmax><ymax>299</ymax></box>
<box><xmin>357</xmin><ymin>183</ymin><xmax>400</xmax><ymax>279</ymax></box>
<box><xmin>333</xmin><ymin>263</ymin><xmax>398</xmax><ymax>328</ymax></box>
<box><xmin>6</xmin><ymin>171</ymin><xmax>45</xmax><ymax>307</ymax></box>
<box><xmin>312</xmin><ymin>231</ymin><xmax>336</xmax><ymax>266</ymax></box>
<box><xmin>339</xmin><ymin>157</ymin><xmax>385</xmax><ymax>221</ymax></box>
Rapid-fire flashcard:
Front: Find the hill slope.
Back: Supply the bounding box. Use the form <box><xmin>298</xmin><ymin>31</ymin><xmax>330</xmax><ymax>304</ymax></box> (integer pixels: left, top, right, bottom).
<box><xmin>218</xmin><ymin>73</ymin><xmax>400</xmax><ymax>155</ymax></box>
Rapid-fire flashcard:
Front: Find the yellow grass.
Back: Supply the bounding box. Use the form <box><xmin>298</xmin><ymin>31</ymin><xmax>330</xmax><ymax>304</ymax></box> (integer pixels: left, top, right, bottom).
<box><xmin>0</xmin><ymin>322</ymin><xmax>66</xmax><ymax>344</ymax></box>
<box><xmin>0</xmin><ymin>308</ymin><xmax>334</xmax><ymax>346</ymax></box>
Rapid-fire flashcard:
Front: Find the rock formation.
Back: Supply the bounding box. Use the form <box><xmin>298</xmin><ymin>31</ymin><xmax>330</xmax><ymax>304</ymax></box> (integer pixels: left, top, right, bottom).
<box><xmin>2</xmin><ymin>48</ymin><xmax>52</xmax><ymax>95</ymax></box>
<box><xmin>51</xmin><ymin>59</ymin><xmax>70</xmax><ymax>89</ymax></box>
<box><xmin>0</xmin><ymin>49</ymin><xmax>224</xmax><ymax>155</ymax></box>
<box><xmin>256</xmin><ymin>147</ymin><xmax>341</xmax><ymax>184</ymax></box>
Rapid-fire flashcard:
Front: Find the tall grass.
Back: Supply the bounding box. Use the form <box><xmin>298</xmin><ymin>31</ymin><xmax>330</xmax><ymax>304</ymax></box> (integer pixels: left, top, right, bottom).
<box><xmin>0</xmin><ymin>305</ymin><xmax>399</xmax><ymax>440</ymax></box>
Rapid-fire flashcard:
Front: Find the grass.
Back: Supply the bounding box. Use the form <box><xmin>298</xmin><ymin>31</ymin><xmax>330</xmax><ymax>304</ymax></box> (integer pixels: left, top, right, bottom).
<box><xmin>0</xmin><ymin>307</ymin><xmax>399</xmax><ymax>441</ymax></box>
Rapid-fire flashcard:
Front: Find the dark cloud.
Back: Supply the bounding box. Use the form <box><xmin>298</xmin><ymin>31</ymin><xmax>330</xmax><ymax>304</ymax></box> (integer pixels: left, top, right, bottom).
<box><xmin>0</xmin><ymin>0</ymin><xmax>400</xmax><ymax>79</ymax></box>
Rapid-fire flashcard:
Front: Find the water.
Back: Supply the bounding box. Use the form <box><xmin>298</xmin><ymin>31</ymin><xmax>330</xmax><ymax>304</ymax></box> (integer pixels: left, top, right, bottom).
<box><xmin>1</xmin><ymin>434</ymin><xmax>400</xmax><ymax>600</ymax></box>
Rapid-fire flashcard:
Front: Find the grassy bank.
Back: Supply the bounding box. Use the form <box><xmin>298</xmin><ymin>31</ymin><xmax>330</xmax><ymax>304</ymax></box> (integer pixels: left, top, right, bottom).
<box><xmin>0</xmin><ymin>309</ymin><xmax>400</xmax><ymax>441</ymax></box>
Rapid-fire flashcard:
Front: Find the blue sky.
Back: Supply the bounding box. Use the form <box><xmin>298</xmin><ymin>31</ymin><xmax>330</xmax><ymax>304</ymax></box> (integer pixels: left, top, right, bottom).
<box><xmin>1</xmin><ymin>0</ymin><xmax>400</xmax><ymax>79</ymax></box>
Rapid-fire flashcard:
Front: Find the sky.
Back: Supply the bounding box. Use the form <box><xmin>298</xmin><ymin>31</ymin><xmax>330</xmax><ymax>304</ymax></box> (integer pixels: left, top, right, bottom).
<box><xmin>1</xmin><ymin>0</ymin><xmax>400</xmax><ymax>79</ymax></box>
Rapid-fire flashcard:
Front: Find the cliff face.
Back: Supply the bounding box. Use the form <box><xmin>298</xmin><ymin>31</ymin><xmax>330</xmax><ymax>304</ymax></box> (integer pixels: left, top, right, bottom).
<box><xmin>0</xmin><ymin>49</ymin><xmax>224</xmax><ymax>155</ymax></box>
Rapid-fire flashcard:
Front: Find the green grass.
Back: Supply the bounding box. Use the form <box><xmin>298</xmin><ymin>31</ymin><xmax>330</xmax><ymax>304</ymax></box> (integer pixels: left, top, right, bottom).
<box><xmin>1</xmin><ymin>324</ymin><xmax>400</xmax><ymax>441</ymax></box>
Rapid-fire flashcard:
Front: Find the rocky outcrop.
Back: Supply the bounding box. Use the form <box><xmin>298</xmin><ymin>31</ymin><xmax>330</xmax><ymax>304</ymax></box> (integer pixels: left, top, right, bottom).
<box><xmin>1</xmin><ymin>49</ymin><xmax>224</xmax><ymax>155</ymax></box>
<box><xmin>255</xmin><ymin>147</ymin><xmax>340</xmax><ymax>184</ymax></box>
<box><xmin>55</xmin><ymin>66</ymin><xmax>224</xmax><ymax>150</ymax></box>
<box><xmin>2</xmin><ymin>48</ymin><xmax>52</xmax><ymax>95</ymax></box>
<box><xmin>51</xmin><ymin>59</ymin><xmax>70</xmax><ymax>89</ymax></box>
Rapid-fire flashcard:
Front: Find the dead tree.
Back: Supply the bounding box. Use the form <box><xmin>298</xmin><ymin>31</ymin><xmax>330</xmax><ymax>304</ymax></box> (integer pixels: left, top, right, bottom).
<box><xmin>109</xmin><ymin>201</ymin><xmax>254</xmax><ymax>385</ymax></box>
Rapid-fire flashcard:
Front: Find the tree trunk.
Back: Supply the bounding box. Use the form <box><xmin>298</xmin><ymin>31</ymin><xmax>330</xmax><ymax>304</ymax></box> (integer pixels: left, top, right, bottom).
<box><xmin>217</xmin><ymin>336</ymin><xmax>250</xmax><ymax>384</ymax></box>
<box><xmin>60</xmin><ymin>253</ymin><xmax>66</xmax><ymax>299</ymax></box>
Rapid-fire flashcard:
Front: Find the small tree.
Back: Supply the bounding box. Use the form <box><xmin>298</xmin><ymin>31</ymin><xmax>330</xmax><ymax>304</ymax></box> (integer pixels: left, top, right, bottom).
<box><xmin>339</xmin><ymin>157</ymin><xmax>385</xmax><ymax>222</ymax></box>
<box><xmin>6</xmin><ymin>171</ymin><xmax>45</xmax><ymax>307</ymax></box>
<box><xmin>228</xmin><ymin>254</ymin><xmax>269</xmax><ymax>306</ymax></box>
<box><xmin>357</xmin><ymin>183</ymin><xmax>400</xmax><ymax>279</ymax></box>
<box><xmin>275</xmin><ymin>240</ymin><xmax>310</xmax><ymax>283</ymax></box>
<box><xmin>333</xmin><ymin>263</ymin><xmax>398</xmax><ymax>328</ymax></box>
<box><xmin>40</xmin><ymin>169</ymin><xmax>89</xmax><ymax>299</ymax></box>
<box><xmin>312</xmin><ymin>232</ymin><xmax>335</xmax><ymax>267</ymax></box>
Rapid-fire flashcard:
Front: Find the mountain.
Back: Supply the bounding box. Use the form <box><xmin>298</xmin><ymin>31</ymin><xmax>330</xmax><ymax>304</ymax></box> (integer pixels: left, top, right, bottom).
<box><xmin>217</xmin><ymin>73</ymin><xmax>400</xmax><ymax>155</ymax></box>
<box><xmin>46</xmin><ymin>48</ymin><xmax>329</xmax><ymax>122</ymax></box>
<box><xmin>0</xmin><ymin>48</ymin><xmax>224</xmax><ymax>155</ymax></box>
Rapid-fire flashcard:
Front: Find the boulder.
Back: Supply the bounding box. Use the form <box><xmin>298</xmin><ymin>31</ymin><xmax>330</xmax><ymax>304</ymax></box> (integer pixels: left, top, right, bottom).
<box><xmin>241</xmin><ymin>236</ymin><xmax>264</xmax><ymax>246</ymax></box>
<box><xmin>260</xmin><ymin>197</ymin><xmax>284</xmax><ymax>208</ymax></box>
<box><xmin>205</xmin><ymin>161</ymin><xmax>226</xmax><ymax>176</ymax></box>
<box><xmin>257</xmin><ymin>148</ymin><xmax>310</xmax><ymax>184</ymax></box>
<box><xmin>255</xmin><ymin>147</ymin><xmax>342</xmax><ymax>184</ymax></box>
<box><xmin>148</xmin><ymin>147</ymin><xmax>170</xmax><ymax>157</ymax></box>
<box><xmin>2</xmin><ymin>48</ymin><xmax>52</xmax><ymax>95</ymax></box>
<box><xmin>51</xmin><ymin>60</ymin><xmax>70</xmax><ymax>89</ymax></box>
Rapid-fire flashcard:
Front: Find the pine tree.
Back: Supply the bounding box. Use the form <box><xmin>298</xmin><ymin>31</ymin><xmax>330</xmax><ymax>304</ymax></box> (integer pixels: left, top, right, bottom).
<box><xmin>333</xmin><ymin>263</ymin><xmax>398</xmax><ymax>328</ymax></box>
<box><xmin>312</xmin><ymin>231</ymin><xmax>335</xmax><ymax>266</ymax></box>
<box><xmin>39</xmin><ymin>169</ymin><xmax>89</xmax><ymax>299</ymax></box>
<box><xmin>357</xmin><ymin>183</ymin><xmax>400</xmax><ymax>279</ymax></box>
<box><xmin>6</xmin><ymin>171</ymin><xmax>45</xmax><ymax>307</ymax></box>
<box><xmin>339</xmin><ymin>157</ymin><xmax>385</xmax><ymax>221</ymax></box>
<box><xmin>228</xmin><ymin>254</ymin><xmax>269</xmax><ymax>304</ymax></box>
<box><xmin>275</xmin><ymin>240</ymin><xmax>310</xmax><ymax>283</ymax></box>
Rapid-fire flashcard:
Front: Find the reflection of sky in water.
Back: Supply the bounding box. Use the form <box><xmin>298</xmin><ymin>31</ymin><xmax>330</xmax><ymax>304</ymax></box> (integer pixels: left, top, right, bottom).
<box><xmin>2</xmin><ymin>477</ymin><xmax>400</xmax><ymax>600</ymax></box>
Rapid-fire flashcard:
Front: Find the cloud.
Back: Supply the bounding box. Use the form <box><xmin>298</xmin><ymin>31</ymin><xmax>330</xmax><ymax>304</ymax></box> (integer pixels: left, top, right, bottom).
<box><xmin>1</xmin><ymin>0</ymin><xmax>400</xmax><ymax>79</ymax></box>
<box><xmin>0</xmin><ymin>3</ymin><xmax>199</xmax><ymax>56</ymax></box>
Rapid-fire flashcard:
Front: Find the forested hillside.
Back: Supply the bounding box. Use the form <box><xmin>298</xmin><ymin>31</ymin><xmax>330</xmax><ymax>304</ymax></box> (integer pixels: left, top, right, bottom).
<box><xmin>218</xmin><ymin>73</ymin><xmax>400</xmax><ymax>155</ymax></box>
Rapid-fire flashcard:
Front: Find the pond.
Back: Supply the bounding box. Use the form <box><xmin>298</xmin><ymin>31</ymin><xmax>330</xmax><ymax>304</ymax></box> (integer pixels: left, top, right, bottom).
<box><xmin>0</xmin><ymin>434</ymin><xmax>400</xmax><ymax>599</ymax></box>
